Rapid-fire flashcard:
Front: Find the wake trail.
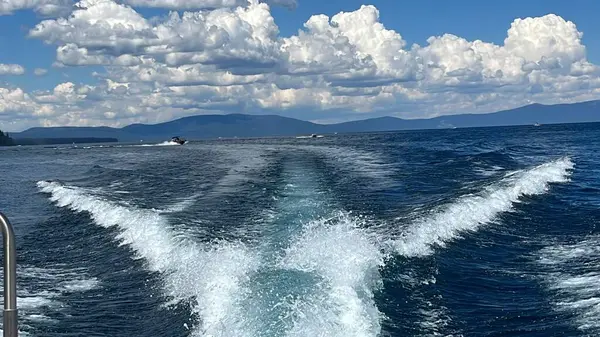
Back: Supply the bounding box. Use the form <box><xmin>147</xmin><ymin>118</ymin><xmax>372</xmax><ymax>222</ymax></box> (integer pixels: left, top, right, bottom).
<box><xmin>37</xmin><ymin>181</ymin><xmax>259</xmax><ymax>337</ymax></box>
<box><xmin>38</xmin><ymin>165</ymin><xmax>386</xmax><ymax>337</ymax></box>
<box><xmin>137</xmin><ymin>141</ymin><xmax>182</xmax><ymax>147</ymax></box>
<box><xmin>240</xmin><ymin>159</ymin><xmax>386</xmax><ymax>337</ymax></box>
<box><xmin>392</xmin><ymin>157</ymin><xmax>574</xmax><ymax>257</ymax></box>
<box><xmin>278</xmin><ymin>212</ymin><xmax>385</xmax><ymax>337</ymax></box>
<box><xmin>36</xmin><ymin>156</ymin><xmax>574</xmax><ymax>337</ymax></box>
<box><xmin>538</xmin><ymin>237</ymin><xmax>600</xmax><ymax>333</ymax></box>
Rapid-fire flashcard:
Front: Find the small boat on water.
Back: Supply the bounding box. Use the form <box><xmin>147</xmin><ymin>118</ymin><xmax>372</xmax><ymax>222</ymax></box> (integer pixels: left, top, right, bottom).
<box><xmin>170</xmin><ymin>136</ymin><xmax>187</xmax><ymax>145</ymax></box>
<box><xmin>534</xmin><ymin>122</ymin><xmax>541</xmax><ymax>127</ymax></box>
<box><xmin>296</xmin><ymin>134</ymin><xmax>324</xmax><ymax>139</ymax></box>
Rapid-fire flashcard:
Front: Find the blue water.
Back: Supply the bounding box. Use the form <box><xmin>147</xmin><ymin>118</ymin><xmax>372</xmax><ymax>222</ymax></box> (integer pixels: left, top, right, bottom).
<box><xmin>1</xmin><ymin>123</ymin><xmax>599</xmax><ymax>336</ymax></box>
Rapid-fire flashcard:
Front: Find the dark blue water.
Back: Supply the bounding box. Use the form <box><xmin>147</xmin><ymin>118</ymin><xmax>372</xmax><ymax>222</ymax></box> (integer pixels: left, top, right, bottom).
<box><xmin>1</xmin><ymin>123</ymin><xmax>599</xmax><ymax>336</ymax></box>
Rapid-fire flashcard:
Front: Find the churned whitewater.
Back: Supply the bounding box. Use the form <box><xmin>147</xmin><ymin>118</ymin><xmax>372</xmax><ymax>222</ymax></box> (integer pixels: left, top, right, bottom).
<box><xmin>1</xmin><ymin>123</ymin><xmax>600</xmax><ymax>336</ymax></box>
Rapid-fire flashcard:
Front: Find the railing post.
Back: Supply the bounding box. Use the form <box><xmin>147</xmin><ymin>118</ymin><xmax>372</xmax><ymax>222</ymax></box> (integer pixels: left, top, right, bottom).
<box><xmin>0</xmin><ymin>212</ymin><xmax>17</xmax><ymax>337</ymax></box>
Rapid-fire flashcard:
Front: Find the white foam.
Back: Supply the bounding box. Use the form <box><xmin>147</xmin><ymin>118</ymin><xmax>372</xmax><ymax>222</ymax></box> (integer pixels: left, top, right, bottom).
<box><xmin>474</xmin><ymin>165</ymin><xmax>504</xmax><ymax>177</ymax></box>
<box><xmin>37</xmin><ymin>180</ymin><xmax>259</xmax><ymax>337</ymax></box>
<box><xmin>393</xmin><ymin>267</ymin><xmax>454</xmax><ymax>336</ymax></box>
<box><xmin>279</xmin><ymin>212</ymin><xmax>385</xmax><ymax>337</ymax></box>
<box><xmin>138</xmin><ymin>141</ymin><xmax>182</xmax><ymax>147</ymax></box>
<box><xmin>417</xmin><ymin>300</ymin><xmax>452</xmax><ymax>336</ymax></box>
<box><xmin>538</xmin><ymin>236</ymin><xmax>600</xmax><ymax>332</ymax></box>
<box><xmin>157</xmin><ymin>193</ymin><xmax>202</xmax><ymax>213</ymax></box>
<box><xmin>209</xmin><ymin>146</ymin><xmax>272</xmax><ymax>196</ymax></box>
<box><xmin>1</xmin><ymin>265</ymin><xmax>100</xmax><ymax>332</ymax></box>
<box><xmin>16</xmin><ymin>295</ymin><xmax>59</xmax><ymax>310</ymax></box>
<box><xmin>296</xmin><ymin>145</ymin><xmax>396</xmax><ymax>188</ymax></box>
<box><xmin>539</xmin><ymin>238</ymin><xmax>600</xmax><ymax>265</ymax></box>
<box><xmin>393</xmin><ymin>157</ymin><xmax>574</xmax><ymax>257</ymax></box>
<box><xmin>59</xmin><ymin>279</ymin><xmax>100</xmax><ymax>293</ymax></box>
<box><xmin>25</xmin><ymin>314</ymin><xmax>59</xmax><ymax>324</ymax></box>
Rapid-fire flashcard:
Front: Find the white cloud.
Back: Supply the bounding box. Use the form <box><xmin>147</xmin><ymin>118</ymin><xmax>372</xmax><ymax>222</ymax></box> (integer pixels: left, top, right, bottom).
<box><xmin>122</xmin><ymin>0</ymin><xmax>296</xmax><ymax>10</ymax></box>
<box><xmin>1</xmin><ymin>3</ymin><xmax>598</xmax><ymax>131</ymax></box>
<box><xmin>0</xmin><ymin>64</ymin><xmax>25</xmax><ymax>75</ymax></box>
<box><xmin>0</xmin><ymin>87</ymin><xmax>57</xmax><ymax>133</ymax></box>
<box><xmin>0</xmin><ymin>0</ymin><xmax>72</xmax><ymax>16</ymax></box>
<box><xmin>123</xmin><ymin>0</ymin><xmax>247</xmax><ymax>10</ymax></box>
<box><xmin>0</xmin><ymin>0</ymin><xmax>296</xmax><ymax>16</ymax></box>
<box><xmin>34</xmin><ymin>68</ymin><xmax>48</xmax><ymax>76</ymax></box>
<box><xmin>31</xmin><ymin>0</ymin><xmax>281</xmax><ymax>71</ymax></box>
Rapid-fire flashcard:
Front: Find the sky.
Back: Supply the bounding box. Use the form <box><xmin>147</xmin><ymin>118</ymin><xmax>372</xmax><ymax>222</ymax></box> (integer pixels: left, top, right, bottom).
<box><xmin>1</xmin><ymin>0</ymin><xmax>600</xmax><ymax>131</ymax></box>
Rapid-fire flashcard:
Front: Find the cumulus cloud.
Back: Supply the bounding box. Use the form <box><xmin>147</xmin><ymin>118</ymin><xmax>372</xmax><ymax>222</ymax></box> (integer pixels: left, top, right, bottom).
<box><xmin>0</xmin><ymin>87</ymin><xmax>57</xmax><ymax>133</ymax></box>
<box><xmin>122</xmin><ymin>0</ymin><xmax>296</xmax><ymax>10</ymax></box>
<box><xmin>123</xmin><ymin>0</ymin><xmax>248</xmax><ymax>9</ymax></box>
<box><xmin>1</xmin><ymin>2</ymin><xmax>598</xmax><ymax>131</ymax></box>
<box><xmin>280</xmin><ymin>5</ymin><xmax>422</xmax><ymax>90</ymax></box>
<box><xmin>1</xmin><ymin>0</ymin><xmax>295</xmax><ymax>16</ymax></box>
<box><xmin>415</xmin><ymin>13</ymin><xmax>597</xmax><ymax>90</ymax></box>
<box><xmin>0</xmin><ymin>0</ymin><xmax>72</xmax><ymax>16</ymax></box>
<box><xmin>0</xmin><ymin>64</ymin><xmax>25</xmax><ymax>75</ymax></box>
<box><xmin>30</xmin><ymin>0</ymin><xmax>281</xmax><ymax>72</ymax></box>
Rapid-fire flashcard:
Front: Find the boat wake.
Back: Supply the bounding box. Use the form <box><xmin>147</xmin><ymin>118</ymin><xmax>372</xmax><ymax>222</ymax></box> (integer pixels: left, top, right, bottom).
<box><xmin>138</xmin><ymin>141</ymin><xmax>183</xmax><ymax>147</ymax></box>
<box><xmin>37</xmin><ymin>165</ymin><xmax>385</xmax><ymax>336</ymax></box>
<box><xmin>277</xmin><ymin>213</ymin><xmax>384</xmax><ymax>337</ymax></box>
<box><xmin>538</xmin><ymin>237</ymin><xmax>600</xmax><ymax>332</ymax></box>
<box><xmin>391</xmin><ymin>157</ymin><xmax>574</xmax><ymax>257</ymax></box>
<box><xmin>37</xmin><ymin>181</ymin><xmax>258</xmax><ymax>337</ymax></box>
<box><xmin>1</xmin><ymin>265</ymin><xmax>99</xmax><ymax>335</ymax></box>
<box><xmin>36</xmin><ymin>156</ymin><xmax>574</xmax><ymax>336</ymax></box>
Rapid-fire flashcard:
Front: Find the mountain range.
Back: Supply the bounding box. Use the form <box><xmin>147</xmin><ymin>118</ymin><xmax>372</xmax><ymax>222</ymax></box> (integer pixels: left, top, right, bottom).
<box><xmin>10</xmin><ymin>100</ymin><xmax>600</xmax><ymax>142</ymax></box>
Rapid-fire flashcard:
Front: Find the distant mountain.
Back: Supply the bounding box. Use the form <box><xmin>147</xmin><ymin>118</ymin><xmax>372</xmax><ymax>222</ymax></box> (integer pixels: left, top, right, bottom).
<box><xmin>14</xmin><ymin>137</ymin><xmax>118</xmax><ymax>145</ymax></box>
<box><xmin>13</xmin><ymin>114</ymin><xmax>327</xmax><ymax>141</ymax></box>
<box><xmin>11</xmin><ymin>100</ymin><xmax>600</xmax><ymax>142</ymax></box>
<box><xmin>121</xmin><ymin>114</ymin><xmax>327</xmax><ymax>140</ymax></box>
<box><xmin>330</xmin><ymin>100</ymin><xmax>600</xmax><ymax>132</ymax></box>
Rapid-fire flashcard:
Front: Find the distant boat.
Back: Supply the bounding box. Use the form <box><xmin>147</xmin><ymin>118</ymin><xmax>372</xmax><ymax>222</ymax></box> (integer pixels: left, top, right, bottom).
<box><xmin>295</xmin><ymin>134</ymin><xmax>324</xmax><ymax>139</ymax></box>
<box><xmin>534</xmin><ymin>122</ymin><xmax>541</xmax><ymax>127</ymax></box>
<box><xmin>170</xmin><ymin>136</ymin><xmax>187</xmax><ymax>145</ymax></box>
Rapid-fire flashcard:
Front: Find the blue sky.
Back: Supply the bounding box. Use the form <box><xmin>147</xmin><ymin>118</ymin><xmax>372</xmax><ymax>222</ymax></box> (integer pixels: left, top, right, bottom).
<box><xmin>273</xmin><ymin>0</ymin><xmax>600</xmax><ymax>59</ymax></box>
<box><xmin>3</xmin><ymin>0</ymin><xmax>600</xmax><ymax>91</ymax></box>
<box><xmin>1</xmin><ymin>0</ymin><xmax>600</xmax><ymax>130</ymax></box>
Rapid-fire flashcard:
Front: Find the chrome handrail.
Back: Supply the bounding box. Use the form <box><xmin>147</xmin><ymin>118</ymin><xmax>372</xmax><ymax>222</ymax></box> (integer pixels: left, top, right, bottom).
<box><xmin>1</xmin><ymin>212</ymin><xmax>17</xmax><ymax>337</ymax></box>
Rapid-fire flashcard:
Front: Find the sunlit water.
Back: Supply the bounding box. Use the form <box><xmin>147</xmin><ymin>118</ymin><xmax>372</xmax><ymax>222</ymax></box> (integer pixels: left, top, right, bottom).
<box><xmin>1</xmin><ymin>123</ymin><xmax>599</xmax><ymax>336</ymax></box>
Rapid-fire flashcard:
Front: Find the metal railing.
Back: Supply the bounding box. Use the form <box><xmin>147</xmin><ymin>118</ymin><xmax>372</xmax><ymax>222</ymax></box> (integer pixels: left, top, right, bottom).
<box><xmin>1</xmin><ymin>212</ymin><xmax>17</xmax><ymax>337</ymax></box>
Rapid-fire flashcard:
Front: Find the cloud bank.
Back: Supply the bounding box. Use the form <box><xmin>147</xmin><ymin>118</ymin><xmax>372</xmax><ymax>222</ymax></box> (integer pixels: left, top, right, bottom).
<box><xmin>1</xmin><ymin>0</ymin><xmax>600</xmax><ymax>130</ymax></box>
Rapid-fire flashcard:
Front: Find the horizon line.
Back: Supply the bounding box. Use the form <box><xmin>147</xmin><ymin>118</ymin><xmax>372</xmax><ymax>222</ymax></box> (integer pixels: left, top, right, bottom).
<box><xmin>3</xmin><ymin>98</ymin><xmax>598</xmax><ymax>133</ymax></box>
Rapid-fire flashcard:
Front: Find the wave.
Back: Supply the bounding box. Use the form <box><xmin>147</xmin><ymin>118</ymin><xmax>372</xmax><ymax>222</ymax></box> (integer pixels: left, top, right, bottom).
<box><xmin>0</xmin><ymin>265</ymin><xmax>99</xmax><ymax>334</ymax></box>
<box><xmin>37</xmin><ymin>180</ymin><xmax>259</xmax><ymax>337</ymax></box>
<box><xmin>392</xmin><ymin>157</ymin><xmax>574</xmax><ymax>257</ymax></box>
<box><xmin>538</xmin><ymin>237</ymin><xmax>600</xmax><ymax>332</ymax></box>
